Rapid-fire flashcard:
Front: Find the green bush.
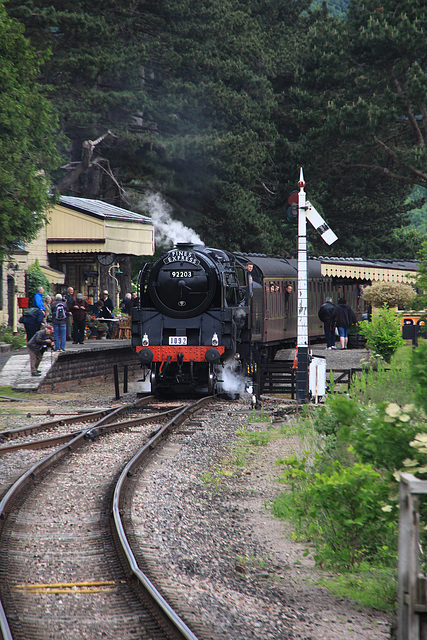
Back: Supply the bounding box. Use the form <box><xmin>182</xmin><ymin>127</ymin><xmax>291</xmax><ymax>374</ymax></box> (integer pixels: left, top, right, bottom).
<box><xmin>0</xmin><ymin>325</ymin><xmax>26</xmax><ymax>349</ymax></box>
<box><xmin>348</xmin><ymin>402</ymin><xmax>424</xmax><ymax>472</ymax></box>
<box><xmin>275</xmin><ymin>460</ymin><xmax>397</xmax><ymax>569</ymax></box>
<box><xmin>27</xmin><ymin>260</ymin><xmax>51</xmax><ymax>305</ymax></box>
<box><xmin>359</xmin><ymin>305</ymin><xmax>404</xmax><ymax>362</ymax></box>
<box><xmin>362</xmin><ymin>281</ymin><xmax>416</xmax><ymax>308</ymax></box>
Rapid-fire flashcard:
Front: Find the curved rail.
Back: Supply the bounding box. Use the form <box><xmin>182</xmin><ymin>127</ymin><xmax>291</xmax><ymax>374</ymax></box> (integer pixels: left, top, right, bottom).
<box><xmin>0</xmin><ymin>397</ymin><xmax>200</xmax><ymax>640</ymax></box>
<box><xmin>112</xmin><ymin>396</ymin><xmax>214</xmax><ymax>640</ymax></box>
<box><xmin>0</xmin><ymin>394</ymin><xmax>172</xmax><ymax>640</ymax></box>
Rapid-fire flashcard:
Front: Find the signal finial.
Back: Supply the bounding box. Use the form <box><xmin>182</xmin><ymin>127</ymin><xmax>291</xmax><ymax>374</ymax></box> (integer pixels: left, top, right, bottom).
<box><xmin>298</xmin><ymin>167</ymin><xmax>305</xmax><ymax>189</ymax></box>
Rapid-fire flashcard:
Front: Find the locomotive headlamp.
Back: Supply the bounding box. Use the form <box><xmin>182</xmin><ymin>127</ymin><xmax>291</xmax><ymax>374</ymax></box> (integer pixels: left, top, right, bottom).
<box><xmin>211</xmin><ymin>332</ymin><xmax>219</xmax><ymax>347</ymax></box>
<box><xmin>142</xmin><ymin>333</ymin><xmax>149</xmax><ymax>346</ymax></box>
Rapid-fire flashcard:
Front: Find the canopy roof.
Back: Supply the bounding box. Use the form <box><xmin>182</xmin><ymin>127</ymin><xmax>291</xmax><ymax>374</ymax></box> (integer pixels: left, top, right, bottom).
<box><xmin>47</xmin><ymin>197</ymin><xmax>154</xmax><ymax>256</ymax></box>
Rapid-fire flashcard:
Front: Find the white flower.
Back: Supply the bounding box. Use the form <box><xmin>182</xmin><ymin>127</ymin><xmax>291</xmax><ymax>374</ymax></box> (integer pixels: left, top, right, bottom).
<box><xmin>385</xmin><ymin>403</ymin><xmax>401</xmax><ymax>418</ymax></box>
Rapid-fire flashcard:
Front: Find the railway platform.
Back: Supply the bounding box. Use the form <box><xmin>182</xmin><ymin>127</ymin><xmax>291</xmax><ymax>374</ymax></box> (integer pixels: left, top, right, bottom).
<box><xmin>0</xmin><ymin>339</ymin><xmax>140</xmax><ymax>392</ymax></box>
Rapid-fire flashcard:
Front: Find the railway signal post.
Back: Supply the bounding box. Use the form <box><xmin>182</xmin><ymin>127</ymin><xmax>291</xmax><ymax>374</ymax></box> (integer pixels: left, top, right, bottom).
<box><xmin>295</xmin><ymin>169</ymin><xmax>338</xmax><ymax>403</ymax></box>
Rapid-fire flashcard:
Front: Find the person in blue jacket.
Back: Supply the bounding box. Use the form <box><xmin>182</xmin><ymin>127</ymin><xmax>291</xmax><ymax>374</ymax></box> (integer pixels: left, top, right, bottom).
<box><xmin>34</xmin><ymin>286</ymin><xmax>46</xmax><ymax>314</ymax></box>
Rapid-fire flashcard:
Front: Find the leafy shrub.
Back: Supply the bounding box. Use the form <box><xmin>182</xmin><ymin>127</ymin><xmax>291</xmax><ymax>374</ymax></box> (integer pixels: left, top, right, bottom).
<box><xmin>0</xmin><ymin>324</ymin><xmax>26</xmax><ymax>349</ymax></box>
<box><xmin>275</xmin><ymin>459</ymin><xmax>397</xmax><ymax>569</ymax></box>
<box><xmin>362</xmin><ymin>281</ymin><xmax>416</xmax><ymax>308</ymax></box>
<box><xmin>27</xmin><ymin>260</ymin><xmax>51</xmax><ymax>305</ymax></box>
<box><xmin>348</xmin><ymin>402</ymin><xmax>424</xmax><ymax>472</ymax></box>
<box><xmin>359</xmin><ymin>305</ymin><xmax>404</xmax><ymax>362</ymax></box>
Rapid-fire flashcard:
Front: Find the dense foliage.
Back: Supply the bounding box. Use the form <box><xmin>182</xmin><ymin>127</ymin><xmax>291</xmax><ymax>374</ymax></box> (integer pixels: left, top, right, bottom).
<box><xmin>273</xmin><ymin>346</ymin><xmax>426</xmax><ymax>577</ymax></box>
<box><xmin>281</xmin><ymin>0</ymin><xmax>427</xmax><ymax>256</ymax></box>
<box><xmin>3</xmin><ymin>0</ymin><xmax>426</xmax><ymax>257</ymax></box>
<box><xmin>0</xmin><ymin>0</ymin><xmax>58</xmax><ymax>253</ymax></box>
<box><xmin>359</xmin><ymin>306</ymin><xmax>404</xmax><ymax>361</ymax></box>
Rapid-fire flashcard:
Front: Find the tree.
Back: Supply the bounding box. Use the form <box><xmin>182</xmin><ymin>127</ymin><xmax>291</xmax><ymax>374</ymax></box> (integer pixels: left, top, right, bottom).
<box><xmin>0</xmin><ymin>0</ymin><xmax>58</xmax><ymax>253</ymax></box>
<box><xmin>276</xmin><ymin>0</ymin><xmax>427</xmax><ymax>256</ymax></box>
<box><xmin>5</xmin><ymin>0</ymin><xmax>309</xmax><ymax>254</ymax></box>
<box><xmin>6</xmin><ymin>0</ymin><xmax>153</xmax><ymax>201</ymax></box>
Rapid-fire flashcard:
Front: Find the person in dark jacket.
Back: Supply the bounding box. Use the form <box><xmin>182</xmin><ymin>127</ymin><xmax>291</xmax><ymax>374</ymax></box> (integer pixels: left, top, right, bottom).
<box><xmin>27</xmin><ymin>325</ymin><xmax>54</xmax><ymax>376</ymax></box>
<box><xmin>131</xmin><ymin>292</ymin><xmax>139</xmax><ymax>307</ymax></box>
<box><xmin>65</xmin><ymin>286</ymin><xmax>75</xmax><ymax>341</ymax></box>
<box><xmin>51</xmin><ymin>293</ymin><xmax>67</xmax><ymax>352</ymax></box>
<box><xmin>318</xmin><ymin>297</ymin><xmax>336</xmax><ymax>350</ymax></box>
<box><xmin>331</xmin><ymin>298</ymin><xmax>357</xmax><ymax>350</ymax></box>
<box><xmin>101</xmin><ymin>290</ymin><xmax>114</xmax><ymax>316</ymax></box>
<box><xmin>120</xmin><ymin>293</ymin><xmax>132</xmax><ymax>315</ymax></box>
<box><xmin>69</xmin><ymin>293</ymin><xmax>89</xmax><ymax>344</ymax></box>
<box><xmin>21</xmin><ymin>307</ymin><xmax>45</xmax><ymax>341</ymax></box>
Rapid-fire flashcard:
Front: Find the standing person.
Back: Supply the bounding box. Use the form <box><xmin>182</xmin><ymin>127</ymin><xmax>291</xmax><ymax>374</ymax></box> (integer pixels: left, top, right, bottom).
<box><xmin>331</xmin><ymin>297</ymin><xmax>357</xmax><ymax>350</ymax></box>
<box><xmin>246</xmin><ymin>262</ymin><xmax>254</xmax><ymax>297</ymax></box>
<box><xmin>27</xmin><ymin>325</ymin><xmax>54</xmax><ymax>376</ymax></box>
<box><xmin>120</xmin><ymin>293</ymin><xmax>132</xmax><ymax>315</ymax></box>
<box><xmin>102</xmin><ymin>290</ymin><xmax>114</xmax><ymax>316</ymax></box>
<box><xmin>65</xmin><ymin>286</ymin><xmax>75</xmax><ymax>341</ymax></box>
<box><xmin>318</xmin><ymin>297</ymin><xmax>336</xmax><ymax>350</ymax></box>
<box><xmin>34</xmin><ymin>286</ymin><xmax>46</xmax><ymax>315</ymax></box>
<box><xmin>44</xmin><ymin>294</ymin><xmax>52</xmax><ymax>321</ymax></box>
<box><xmin>131</xmin><ymin>291</ymin><xmax>139</xmax><ymax>307</ymax></box>
<box><xmin>70</xmin><ymin>293</ymin><xmax>89</xmax><ymax>344</ymax></box>
<box><xmin>21</xmin><ymin>308</ymin><xmax>45</xmax><ymax>341</ymax></box>
<box><xmin>51</xmin><ymin>293</ymin><xmax>68</xmax><ymax>352</ymax></box>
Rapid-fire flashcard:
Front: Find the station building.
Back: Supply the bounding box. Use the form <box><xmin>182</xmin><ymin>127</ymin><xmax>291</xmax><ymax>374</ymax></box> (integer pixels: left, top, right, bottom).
<box><xmin>0</xmin><ymin>197</ymin><xmax>155</xmax><ymax>330</ymax></box>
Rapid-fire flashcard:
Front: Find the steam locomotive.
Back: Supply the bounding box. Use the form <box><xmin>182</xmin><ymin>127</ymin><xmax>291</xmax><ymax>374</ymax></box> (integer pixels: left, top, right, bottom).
<box><xmin>131</xmin><ymin>243</ymin><xmax>361</xmax><ymax>395</ymax></box>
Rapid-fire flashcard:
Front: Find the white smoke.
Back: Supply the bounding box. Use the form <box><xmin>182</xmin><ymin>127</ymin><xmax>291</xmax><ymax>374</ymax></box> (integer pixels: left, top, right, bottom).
<box><xmin>142</xmin><ymin>193</ymin><xmax>202</xmax><ymax>247</ymax></box>
<box><xmin>217</xmin><ymin>359</ymin><xmax>250</xmax><ymax>397</ymax></box>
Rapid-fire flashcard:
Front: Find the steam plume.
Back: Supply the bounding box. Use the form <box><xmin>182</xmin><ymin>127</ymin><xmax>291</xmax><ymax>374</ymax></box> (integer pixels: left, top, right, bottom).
<box><xmin>142</xmin><ymin>193</ymin><xmax>202</xmax><ymax>247</ymax></box>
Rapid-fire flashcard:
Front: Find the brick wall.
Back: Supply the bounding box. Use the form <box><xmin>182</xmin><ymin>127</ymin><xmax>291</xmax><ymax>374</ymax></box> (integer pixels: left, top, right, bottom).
<box><xmin>39</xmin><ymin>345</ymin><xmax>142</xmax><ymax>391</ymax></box>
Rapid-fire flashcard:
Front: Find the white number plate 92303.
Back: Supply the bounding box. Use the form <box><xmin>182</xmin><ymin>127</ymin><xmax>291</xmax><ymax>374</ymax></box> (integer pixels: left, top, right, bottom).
<box><xmin>169</xmin><ymin>336</ymin><xmax>187</xmax><ymax>345</ymax></box>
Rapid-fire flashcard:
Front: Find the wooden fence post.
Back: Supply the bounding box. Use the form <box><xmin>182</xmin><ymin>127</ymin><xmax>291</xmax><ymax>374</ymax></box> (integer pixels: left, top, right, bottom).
<box><xmin>398</xmin><ymin>473</ymin><xmax>427</xmax><ymax>640</ymax></box>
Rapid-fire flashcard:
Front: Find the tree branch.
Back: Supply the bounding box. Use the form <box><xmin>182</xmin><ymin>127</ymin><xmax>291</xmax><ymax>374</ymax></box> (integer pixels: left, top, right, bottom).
<box><xmin>57</xmin><ymin>130</ymin><xmax>116</xmax><ymax>194</ymax></box>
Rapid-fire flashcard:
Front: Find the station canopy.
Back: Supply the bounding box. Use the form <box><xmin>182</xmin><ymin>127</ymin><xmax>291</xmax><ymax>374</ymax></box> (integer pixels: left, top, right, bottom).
<box><xmin>319</xmin><ymin>257</ymin><xmax>418</xmax><ymax>283</ymax></box>
<box><xmin>46</xmin><ymin>197</ymin><xmax>155</xmax><ymax>256</ymax></box>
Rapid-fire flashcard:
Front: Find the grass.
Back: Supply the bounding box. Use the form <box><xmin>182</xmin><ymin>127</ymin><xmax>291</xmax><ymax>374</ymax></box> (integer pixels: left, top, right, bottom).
<box><xmin>351</xmin><ymin>346</ymin><xmax>415</xmax><ymax>406</ymax></box>
<box><xmin>0</xmin><ymin>386</ymin><xmax>30</xmax><ymax>399</ymax></box>
<box><xmin>313</xmin><ymin>568</ymin><xmax>397</xmax><ymax>613</ymax></box>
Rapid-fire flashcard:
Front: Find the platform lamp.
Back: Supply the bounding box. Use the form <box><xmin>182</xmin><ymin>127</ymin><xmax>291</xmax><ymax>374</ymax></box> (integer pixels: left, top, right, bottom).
<box><xmin>108</xmin><ymin>263</ymin><xmax>123</xmax><ymax>311</ymax></box>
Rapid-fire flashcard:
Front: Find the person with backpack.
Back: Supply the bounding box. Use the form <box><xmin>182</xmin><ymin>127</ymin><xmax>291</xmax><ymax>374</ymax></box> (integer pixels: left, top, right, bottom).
<box><xmin>51</xmin><ymin>293</ymin><xmax>68</xmax><ymax>352</ymax></box>
<box><xmin>20</xmin><ymin>307</ymin><xmax>45</xmax><ymax>341</ymax></box>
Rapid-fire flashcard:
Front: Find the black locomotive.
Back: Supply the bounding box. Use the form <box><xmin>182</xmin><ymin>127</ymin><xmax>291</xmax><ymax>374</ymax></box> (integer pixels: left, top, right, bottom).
<box><xmin>132</xmin><ymin>242</ymin><xmax>364</xmax><ymax>395</ymax></box>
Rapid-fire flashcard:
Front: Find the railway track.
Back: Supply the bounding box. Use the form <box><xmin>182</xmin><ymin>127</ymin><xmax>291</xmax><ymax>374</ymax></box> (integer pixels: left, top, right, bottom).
<box><xmin>0</xmin><ymin>395</ymin><xmax>216</xmax><ymax>640</ymax></box>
